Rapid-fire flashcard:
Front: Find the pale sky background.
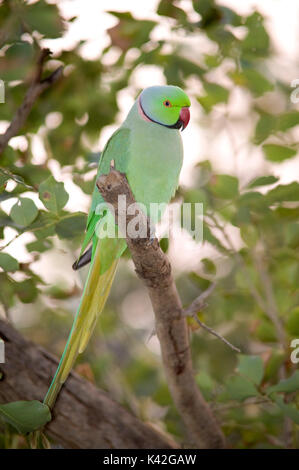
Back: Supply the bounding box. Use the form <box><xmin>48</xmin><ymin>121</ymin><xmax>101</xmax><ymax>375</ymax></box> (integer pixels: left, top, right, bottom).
<box><xmin>1</xmin><ymin>0</ymin><xmax>299</xmax><ymax>333</ymax></box>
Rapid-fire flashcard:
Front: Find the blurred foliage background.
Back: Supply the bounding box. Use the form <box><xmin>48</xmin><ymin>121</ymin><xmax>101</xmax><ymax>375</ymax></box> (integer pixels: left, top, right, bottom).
<box><xmin>0</xmin><ymin>0</ymin><xmax>299</xmax><ymax>449</ymax></box>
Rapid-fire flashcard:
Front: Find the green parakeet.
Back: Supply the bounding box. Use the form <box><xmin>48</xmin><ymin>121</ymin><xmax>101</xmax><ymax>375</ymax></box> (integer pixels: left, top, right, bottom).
<box><xmin>44</xmin><ymin>85</ymin><xmax>191</xmax><ymax>409</ymax></box>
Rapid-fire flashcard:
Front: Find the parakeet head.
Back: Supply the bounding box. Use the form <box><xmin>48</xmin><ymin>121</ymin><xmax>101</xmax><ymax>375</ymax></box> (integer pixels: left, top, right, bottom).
<box><xmin>138</xmin><ymin>85</ymin><xmax>191</xmax><ymax>131</ymax></box>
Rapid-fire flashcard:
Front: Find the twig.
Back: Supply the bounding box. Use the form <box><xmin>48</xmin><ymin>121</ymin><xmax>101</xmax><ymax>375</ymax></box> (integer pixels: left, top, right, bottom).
<box><xmin>190</xmin><ymin>315</ymin><xmax>241</xmax><ymax>353</ymax></box>
<box><xmin>96</xmin><ymin>169</ymin><xmax>226</xmax><ymax>449</ymax></box>
<box><xmin>212</xmin><ymin>397</ymin><xmax>271</xmax><ymax>412</ymax></box>
<box><xmin>183</xmin><ymin>283</ymin><xmax>241</xmax><ymax>353</ymax></box>
<box><xmin>0</xmin><ymin>48</ymin><xmax>63</xmax><ymax>155</ymax></box>
<box><xmin>0</xmin><ymin>232</ymin><xmax>22</xmax><ymax>251</ymax></box>
<box><xmin>183</xmin><ymin>283</ymin><xmax>216</xmax><ymax>317</ymax></box>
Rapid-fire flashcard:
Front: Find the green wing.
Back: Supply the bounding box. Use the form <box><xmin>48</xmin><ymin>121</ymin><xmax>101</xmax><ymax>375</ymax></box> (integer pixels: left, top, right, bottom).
<box><xmin>79</xmin><ymin>127</ymin><xmax>131</xmax><ymax>263</ymax></box>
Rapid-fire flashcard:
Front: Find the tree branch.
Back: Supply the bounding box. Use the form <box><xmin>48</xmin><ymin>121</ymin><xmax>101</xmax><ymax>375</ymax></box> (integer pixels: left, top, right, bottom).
<box><xmin>188</xmin><ymin>315</ymin><xmax>241</xmax><ymax>354</ymax></box>
<box><xmin>183</xmin><ymin>283</ymin><xmax>216</xmax><ymax>317</ymax></box>
<box><xmin>96</xmin><ymin>169</ymin><xmax>226</xmax><ymax>449</ymax></box>
<box><xmin>0</xmin><ymin>319</ymin><xmax>176</xmax><ymax>449</ymax></box>
<box><xmin>182</xmin><ymin>283</ymin><xmax>241</xmax><ymax>353</ymax></box>
<box><xmin>0</xmin><ymin>48</ymin><xmax>63</xmax><ymax>155</ymax></box>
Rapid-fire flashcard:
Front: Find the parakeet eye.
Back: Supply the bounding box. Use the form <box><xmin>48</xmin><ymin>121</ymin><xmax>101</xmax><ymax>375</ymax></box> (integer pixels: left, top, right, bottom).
<box><xmin>163</xmin><ymin>100</ymin><xmax>172</xmax><ymax>107</ymax></box>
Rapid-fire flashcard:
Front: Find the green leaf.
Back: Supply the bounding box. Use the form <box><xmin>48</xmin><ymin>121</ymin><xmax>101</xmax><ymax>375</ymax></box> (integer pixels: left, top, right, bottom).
<box><xmin>272</xmin><ymin>394</ymin><xmax>299</xmax><ymax>425</ymax></box>
<box><xmin>23</xmin><ymin>0</ymin><xmax>64</xmax><ymax>38</ymax></box>
<box><xmin>198</xmin><ymin>82</ymin><xmax>229</xmax><ymax>113</ymax></box>
<box><xmin>238</xmin><ymin>355</ymin><xmax>264</xmax><ymax>386</ymax></box>
<box><xmin>15</xmin><ymin>279</ymin><xmax>39</xmax><ymax>304</ymax></box>
<box><xmin>274</xmin><ymin>206</ymin><xmax>299</xmax><ymax>221</ymax></box>
<box><xmin>264</xmin><ymin>351</ymin><xmax>285</xmax><ymax>382</ymax></box>
<box><xmin>0</xmin><ymin>400</ymin><xmax>51</xmax><ymax>434</ymax></box>
<box><xmin>247</xmin><ymin>175</ymin><xmax>279</xmax><ymax>189</ymax></box>
<box><xmin>277</xmin><ymin>112</ymin><xmax>299</xmax><ymax>132</ymax></box>
<box><xmin>107</xmin><ymin>11</ymin><xmax>156</xmax><ymax>52</ymax></box>
<box><xmin>240</xmin><ymin>225</ymin><xmax>259</xmax><ymax>247</ymax></box>
<box><xmin>0</xmin><ymin>173</ymin><xmax>10</xmax><ymax>193</ymax></box>
<box><xmin>254</xmin><ymin>113</ymin><xmax>277</xmax><ymax>144</ymax></box>
<box><xmin>266</xmin><ymin>183</ymin><xmax>299</xmax><ymax>203</ymax></box>
<box><xmin>12</xmin><ymin>164</ymin><xmax>51</xmax><ymax>187</ymax></box>
<box><xmin>204</xmin><ymin>54</ymin><xmax>221</xmax><ymax>69</ymax></box>
<box><xmin>266</xmin><ymin>371</ymin><xmax>299</xmax><ymax>395</ymax></box>
<box><xmin>27</xmin><ymin>211</ymin><xmax>57</xmax><ymax>239</ymax></box>
<box><xmin>286</xmin><ymin>223</ymin><xmax>299</xmax><ymax>248</ymax></box>
<box><xmin>242</xmin><ymin>12</ymin><xmax>269</xmax><ymax>58</ymax></box>
<box><xmin>244</xmin><ymin>69</ymin><xmax>274</xmax><ymax>96</ymax></box>
<box><xmin>202</xmin><ymin>223</ymin><xmax>228</xmax><ymax>252</ymax></box>
<box><xmin>159</xmin><ymin>237</ymin><xmax>169</xmax><ymax>253</ymax></box>
<box><xmin>157</xmin><ymin>0</ymin><xmax>187</xmax><ymax>22</ymax></box>
<box><xmin>202</xmin><ymin>257</ymin><xmax>216</xmax><ymax>275</ymax></box>
<box><xmin>196</xmin><ymin>371</ymin><xmax>215</xmax><ymax>400</ymax></box>
<box><xmin>10</xmin><ymin>198</ymin><xmax>38</xmax><ymax>227</ymax></box>
<box><xmin>256</xmin><ymin>319</ymin><xmax>277</xmax><ymax>342</ymax></box>
<box><xmin>183</xmin><ymin>188</ymin><xmax>209</xmax><ymax>210</ymax></box>
<box><xmin>231</xmin><ymin>205</ymin><xmax>251</xmax><ymax>226</ymax></box>
<box><xmin>218</xmin><ymin>202</ymin><xmax>236</xmax><ymax>222</ymax></box>
<box><xmin>0</xmin><ymin>253</ymin><xmax>19</xmax><ymax>272</ymax></box>
<box><xmin>55</xmin><ymin>212</ymin><xmax>87</xmax><ymax>239</ymax></box>
<box><xmin>238</xmin><ymin>191</ymin><xmax>265</xmax><ymax>208</ymax></box>
<box><xmin>39</xmin><ymin>176</ymin><xmax>69</xmax><ymax>214</ymax></box>
<box><xmin>225</xmin><ymin>375</ymin><xmax>259</xmax><ymax>401</ymax></box>
<box><xmin>286</xmin><ymin>307</ymin><xmax>299</xmax><ymax>336</ymax></box>
<box><xmin>210</xmin><ymin>174</ymin><xmax>239</xmax><ymax>199</ymax></box>
<box><xmin>192</xmin><ymin>0</ymin><xmax>216</xmax><ymax>19</ymax></box>
<box><xmin>26</xmin><ymin>239</ymin><xmax>53</xmax><ymax>254</ymax></box>
<box><xmin>73</xmin><ymin>174</ymin><xmax>96</xmax><ymax>195</ymax></box>
<box><xmin>230</xmin><ymin>69</ymin><xmax>274</xmax><ymax>97</ymax></box>
<box><xmin>262</xmin><ymin>144</ymin><xmax>297</xmax><ymax>162</ymax></box>
<box><xmin>2</xmin><ymin>42</ymin><xmax>35</xmax><ymax>81</ymax></box>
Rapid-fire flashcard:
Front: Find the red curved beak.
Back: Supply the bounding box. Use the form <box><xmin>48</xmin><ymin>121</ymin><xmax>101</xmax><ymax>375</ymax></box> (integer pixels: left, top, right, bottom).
<box><xmin>180</xmin><ymin>107</ymin><xmax>190</xmax><ymax>131</ymax></box>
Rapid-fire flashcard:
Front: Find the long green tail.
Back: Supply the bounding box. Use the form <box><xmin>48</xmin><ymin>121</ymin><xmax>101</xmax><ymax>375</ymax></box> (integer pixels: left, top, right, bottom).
<box><xmin>44</xmin><ymin>241</ymin><xmax>119</xmax><ymax>409</ymax></box>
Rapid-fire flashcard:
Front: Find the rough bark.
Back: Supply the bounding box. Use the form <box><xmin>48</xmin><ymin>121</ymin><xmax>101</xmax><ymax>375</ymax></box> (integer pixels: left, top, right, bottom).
<box><xmin>96</xmin><ymin>169</ymin><xmax>226</xmax><ymax>449</ymax></box>
<box><xmin>0</xmin><ymin>319</ymin><xmax>177</xmax><ymax>449</ymax></box>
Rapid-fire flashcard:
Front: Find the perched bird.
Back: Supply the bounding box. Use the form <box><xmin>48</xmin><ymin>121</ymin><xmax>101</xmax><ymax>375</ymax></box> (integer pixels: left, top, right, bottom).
<box><xmin>44</xmin><ymin>85</ymin><xmax>191</xmax><ymax>409</ymax></box>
